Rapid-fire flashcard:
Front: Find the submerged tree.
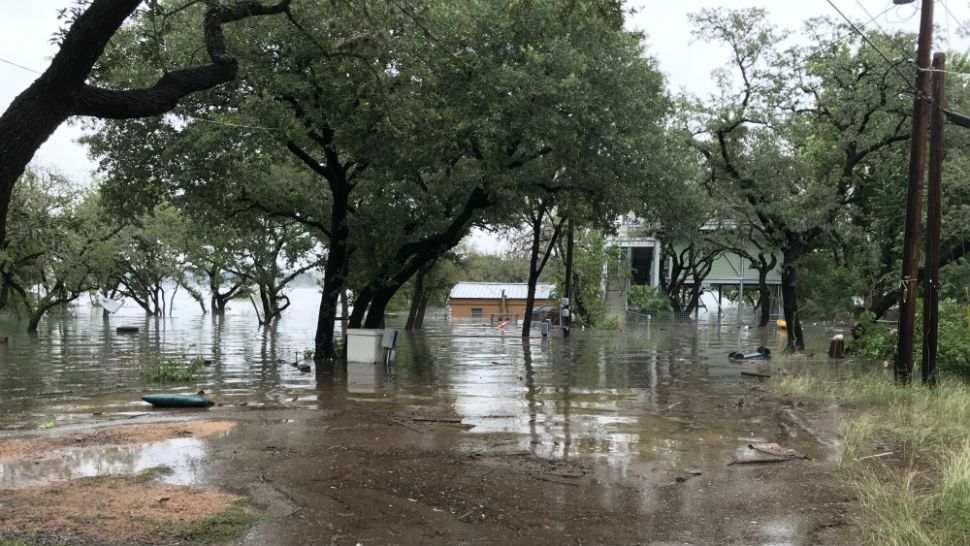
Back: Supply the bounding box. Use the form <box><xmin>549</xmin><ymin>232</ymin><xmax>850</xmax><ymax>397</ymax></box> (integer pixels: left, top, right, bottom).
<box><xmin>88</xmin><ymin>0</ymin><xmax>667</xmax><ymax>360</ymax></box>
<box><xmin>687</xmin><ymin>9</ymin><xmax>914</xmax><ymax>350</ymax></box>
<box><xmin>1</xmin><ymin>170</ymin><xmax>118</xmax><ymax>332</ymax></box>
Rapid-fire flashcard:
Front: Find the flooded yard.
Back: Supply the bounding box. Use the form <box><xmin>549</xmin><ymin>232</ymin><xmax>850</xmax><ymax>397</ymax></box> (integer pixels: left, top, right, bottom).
<box><xmin>0</xmin><ymin>290</ymin><xmax>856</xmax><ymax>545</ymax></box>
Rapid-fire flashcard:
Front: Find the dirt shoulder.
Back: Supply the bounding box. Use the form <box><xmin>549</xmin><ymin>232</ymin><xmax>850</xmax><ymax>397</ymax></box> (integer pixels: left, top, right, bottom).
<box><xmin>0</xmin><ymin>475</ymin><xmax>250</xmax><ymax>546</ymax></box>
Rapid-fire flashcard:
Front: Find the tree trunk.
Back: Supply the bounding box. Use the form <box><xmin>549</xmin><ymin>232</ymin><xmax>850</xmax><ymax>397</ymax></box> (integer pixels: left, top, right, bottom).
<box><xmin>363</xmin><ymin>287</ymin><xmax>395</xmax><ymax>329</ymax></box>
<box><xmin>414</xmin><ymin>294</ymin><xmax>429</xmax><ymax>329</ymax></box>
<box><xmin>406</xmin><ymin>264</ymin><xmax>429</xmax><ymax>331</ymax></box>
<box><xmin>348</xmin><ymin>286</ymin><xmax>373</xmax><ymax>329</ymax></box>
<box><xmin>562</xmin><ymin>220</ymin><xmax>575</xmax><ymax>336</ymax></box>
<box><xmin>757</xmin><ymin>266</ymin><xmax>771</xmax><ymax>327</ymax></box>
<box><xmin>0</xmin><ymin>95</ymin><xmax>73</xmax><ymax>252</ymax></box>
<box><xmin>340</xmin><ymin>288</ymin><xmax>349</xmax><ymax>348</ymax></box>
<box><xmin>781</xmin><ymin>243</ymin><xmax>805</xmax><ymax>351</ymax></box>
<box><xmin>0</xmin><ymin>0</ymin><xmax>290</xmax><ymax>251</ymax></box>
<box><xmin>521</xmin><ymin>213</ymin><xmax>543</xmax><ymax>337</ymax></box>
<box><xmin>27</xmin><ymin>306</ymin><xmax>48</xmax><ymax>333</ymax></box>
<box><xmin>314</xmin><ymin>186</ymin><xmax>351</xmax><ymax>361</ymax></box>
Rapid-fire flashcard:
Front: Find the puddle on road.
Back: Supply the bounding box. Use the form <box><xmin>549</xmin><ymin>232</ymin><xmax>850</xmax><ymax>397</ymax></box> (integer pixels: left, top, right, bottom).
<box><xmin>0</xmin><ymin>436</ymin><xmax>209</xmax><ymax>489</ymax></box>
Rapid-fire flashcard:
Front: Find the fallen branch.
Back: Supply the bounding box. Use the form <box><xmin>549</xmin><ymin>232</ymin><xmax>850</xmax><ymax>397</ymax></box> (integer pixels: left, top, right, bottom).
<box><xmin>853</xmin><ymin>451</ymin><xmax>895</xmax><ymax>462</ymax></box>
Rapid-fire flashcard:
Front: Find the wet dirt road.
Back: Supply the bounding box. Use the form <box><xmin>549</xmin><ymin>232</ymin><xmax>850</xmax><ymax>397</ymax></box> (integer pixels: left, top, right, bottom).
<box><xmin>0</xmin><ymin>300</ymin><xmax>855</xmax><ymax>545</ymax></box>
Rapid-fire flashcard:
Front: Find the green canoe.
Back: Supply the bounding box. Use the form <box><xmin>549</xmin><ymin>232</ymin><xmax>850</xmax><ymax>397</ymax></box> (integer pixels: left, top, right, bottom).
<box><xmin>142</xmin><ymin>394</ymin><xmax>214</xmax><ymax>408</ymax></box>
<box><xmin>728</xmin><ymin>347</ymin><xmax>772</xmax><ymax>361</ymax></box>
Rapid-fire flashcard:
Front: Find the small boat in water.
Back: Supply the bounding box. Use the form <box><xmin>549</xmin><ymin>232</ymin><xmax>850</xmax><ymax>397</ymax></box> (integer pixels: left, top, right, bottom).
<box><xmin>729</xmin><ymin>347</ymin><xmax>772</xmax><ymax>361</ymax></box>
<box><xmin>142</xmin><ymin>394</ymin><xmax>214</xmax><ymax>408</ymax></box>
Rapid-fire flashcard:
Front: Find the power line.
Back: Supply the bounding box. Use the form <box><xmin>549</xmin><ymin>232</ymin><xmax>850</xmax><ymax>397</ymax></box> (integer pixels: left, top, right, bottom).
<box><xmin>182</xmin><ymin>114</ymin><xmax>280</xmax><ymax>132</ymax></box>
<box><xmin>851</xmin><ymin>0</ymin><xmax>897</xmax><ymax>35</ymax></box>
<box><xmin>0</xmin><ymin>57</ymin><xmax>42</xmax><ymax>75</ymax></box>
<box><xmin>823</xmin><ymin>0</ymin><xmax>920</xmax><ymax>95</ymax></box>
<box><xmin>939</xmin><ymin>0</ymin><xmax>970</xmax><ymax>42</ymax></box>
<box><xmin>822</xmin><ymin>0</ymin><xmax>970</xmax><ymax>129</ymax></box>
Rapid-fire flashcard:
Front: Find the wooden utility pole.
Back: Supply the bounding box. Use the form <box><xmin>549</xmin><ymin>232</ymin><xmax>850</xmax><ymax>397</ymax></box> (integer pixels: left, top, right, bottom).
<box><xmin>562</xmin><ymin>219</ymin><xmax>574</xmax><ymax>337</ymax></box>
<box><xmin>895</xmin><ymin>0</ymin><xmax>934</xmax><ymax>385</ymax></box>
<box><xmin>922</xmin><ymin>52</ymin><xmax>946</xmax><ymax>387</ymax></box>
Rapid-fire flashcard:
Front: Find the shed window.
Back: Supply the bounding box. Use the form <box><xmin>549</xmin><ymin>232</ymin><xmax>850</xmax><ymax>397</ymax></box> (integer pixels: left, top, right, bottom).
<box><xmin>470</xmin><ymin>308</ymin><xmax>484</xmax><ymax>319</ymax></box>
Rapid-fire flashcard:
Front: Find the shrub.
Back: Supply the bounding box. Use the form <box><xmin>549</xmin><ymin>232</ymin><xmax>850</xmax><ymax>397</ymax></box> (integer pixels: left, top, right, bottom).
<box><xmin>145</xmin><ymin>355</ymin><xmax>205</xmax><ymax>382</ymax></box>
<box><xmin>627</xmin><ymin>285</ymin><xmax>670</xmax><ymax>314</ymax></box>
<box><xmin>850</xmin><ymin>301</ymin><xmax>970</xmax><ymax>377</ymax></box>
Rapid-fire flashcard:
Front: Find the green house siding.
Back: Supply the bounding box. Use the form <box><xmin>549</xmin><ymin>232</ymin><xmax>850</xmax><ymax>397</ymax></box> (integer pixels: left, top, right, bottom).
<box><xmin>672</xmin><ymin>243</ymin><xmax>781</xmax><ymax>285</ymax></box>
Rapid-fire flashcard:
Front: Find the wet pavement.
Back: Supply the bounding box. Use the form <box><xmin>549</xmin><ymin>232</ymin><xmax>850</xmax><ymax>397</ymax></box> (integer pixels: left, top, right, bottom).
<box><xmin>0</xmin><ymin>290</ymin><xmax>857</xmax><ymax>545</ymax></box>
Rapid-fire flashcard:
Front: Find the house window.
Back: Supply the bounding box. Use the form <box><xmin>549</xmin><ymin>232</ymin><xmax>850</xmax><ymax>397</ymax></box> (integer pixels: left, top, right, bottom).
<box><xmin>470</xmin><ymin>308</ymin><xmax>484</xmax><ymax>319</ymax></box>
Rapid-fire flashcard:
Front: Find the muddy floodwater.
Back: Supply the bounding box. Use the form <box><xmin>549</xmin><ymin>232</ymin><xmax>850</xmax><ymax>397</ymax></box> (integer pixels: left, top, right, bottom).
<box><xmin>0</xmin><ymin>289</ymin><xmax>857</xmax><ymax>545</ymax></box>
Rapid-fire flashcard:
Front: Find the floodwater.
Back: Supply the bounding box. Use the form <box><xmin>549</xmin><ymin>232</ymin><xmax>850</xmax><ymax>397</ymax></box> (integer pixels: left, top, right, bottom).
<box><xmin>0</xmin><ymin>288</ymin><xmax>857</xmax><ymax>545</ymax></box>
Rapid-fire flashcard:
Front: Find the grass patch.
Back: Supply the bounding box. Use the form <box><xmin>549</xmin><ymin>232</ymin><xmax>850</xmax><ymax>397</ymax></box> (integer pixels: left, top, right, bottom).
<box><xmin>777</xmin><ymin>367</ymin><xmax>970</xmax><ymax>545</ymax></box>
<box><xmin>145</xmin><ymin>354</ymin><xmax>205</xmax><ymax>382</ymax></box>
<box><xmin>160</xmin><ymin>501</ymin><xmax>261</xmax><ymax>545</ymax></box>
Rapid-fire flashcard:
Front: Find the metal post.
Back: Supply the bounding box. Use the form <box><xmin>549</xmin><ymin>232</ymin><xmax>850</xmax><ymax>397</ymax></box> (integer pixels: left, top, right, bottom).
<box><xmin>922</xmin><ymin>52</ymin><xmax>945</xmax><ymax>387</ymax></box>
<box><xmin>563</xmin><ymin>219</ymin><xmax>574</xmax><ymax>337</ymax></box>
<box><xmin>737</xmin><ymin>255</ymin><xmax>745</xmax><ymax>323</ymax></box>
<box><xmin>895</xmin><ymin>0</ymin><xmax>934</xmax><ymax>385</ymax></box>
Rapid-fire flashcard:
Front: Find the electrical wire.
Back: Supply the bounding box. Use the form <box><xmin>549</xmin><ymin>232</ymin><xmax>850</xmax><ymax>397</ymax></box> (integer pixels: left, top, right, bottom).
<box><xmin>182</xmin><ymin>114</ymin><xmax>280</xmax><ymax>132</ymax></box>
<box><xmin>823</xmin><ymin>0</ymin><xmax>920</xmax><ymax>96</ymax></box>
<box><xmin>0</xmin><ymin>57</ymin><xmax>42</xmax><ymax>75</ymax></box>
<box><xmin>823</xmin><ymin>0</ymin><xmax>970</xmax><ymax>129</ymax></box>
<box><xmin>939</xmin><ymin>0</ymin><xmax>970</xmax><ymax>41</ymax></box>
<box><xmin>852</xmin><ymin>0</ymin><xmax>900</xmax><ymax>37</ymax></box>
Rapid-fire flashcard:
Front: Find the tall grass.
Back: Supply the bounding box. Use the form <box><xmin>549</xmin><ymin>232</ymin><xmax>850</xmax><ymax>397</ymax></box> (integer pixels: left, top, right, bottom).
<box><xmin>777</xmin><ymin>371</ymin><xmax>970</xmax><ymax>546</ymax></box>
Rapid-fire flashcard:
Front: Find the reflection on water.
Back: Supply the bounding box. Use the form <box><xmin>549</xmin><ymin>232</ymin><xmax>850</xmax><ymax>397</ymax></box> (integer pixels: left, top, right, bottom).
<box><xmin>0</xmin><ymin>287</ymin><xmax>845</xmax><ymax>415</ymax></box>
<box><xmin>0</xmin><ymin>437</ymin><xmax>209</xmax><ymax>489</ymax></box>
<box><xmin>0</xmin><ymin>288</ymin><xmax>853</xmax><ymax>545</ymax></box>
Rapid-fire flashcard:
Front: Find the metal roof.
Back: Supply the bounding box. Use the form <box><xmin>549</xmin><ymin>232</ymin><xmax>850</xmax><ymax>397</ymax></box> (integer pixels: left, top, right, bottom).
<box><xmin>449</xmin><ymin>282</ymin><xmax>555</xmax><ymax>300</ymax></box>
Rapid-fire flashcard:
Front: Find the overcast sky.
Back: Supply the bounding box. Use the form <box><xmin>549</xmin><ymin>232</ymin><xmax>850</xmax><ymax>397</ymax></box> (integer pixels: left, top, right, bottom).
<box><xmin>1</xmin><ymin>1</ymin><xmax>966</xmax><ymax>250</ymax></box>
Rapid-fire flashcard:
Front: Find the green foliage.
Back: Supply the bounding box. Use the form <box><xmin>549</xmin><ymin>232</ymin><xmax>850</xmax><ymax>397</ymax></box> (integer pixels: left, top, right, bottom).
<box><xmin>0</xmin><ymin>169</ymin><xmax>119</xmax><ymax>330</ymax></box>
<box><xmin>594</xmin><ymin>316</ymin><xmax>620</xmax><ymax>331</ymax></box>
<box><xmin>550</xmin><ymin>229</ymin><xmax>617</xmax><ymax>328</ymax></box>
<box><xmin>797</xmin><ymin>252</ymin><xmax>860</xmax><ymax>320</ymax></box>
<box><xmin>627</xmin><ymin>285</ymin><xmax>670</xmax><ymax>314</ymax></box>
<box><xmin>847</xmin><ymin>312</ymin><xmax>896</xmax><ymax>363</ymax></box>
<box><xmin>145</xmin><ymin>355</ymin><xmax>205</xmax><ymax>383</ymax></box>
<box><xmin>86</xmin><ymin>0</ymin><xmax>669</xmax><ymax>329</ymax></box>
<box><xmin>850</xmin><ymin>302</ymin><xmax>970</xmax><ymax>377</ymax></box>
<box><xmin>302</xmin><ymin>348</ymin><xmax>314</xmax><ymax>361</ymax></box>
<box><xmin>459</xmin><ymin>252</ymin><xmax>531</xmax><ymax>284</ymax></box>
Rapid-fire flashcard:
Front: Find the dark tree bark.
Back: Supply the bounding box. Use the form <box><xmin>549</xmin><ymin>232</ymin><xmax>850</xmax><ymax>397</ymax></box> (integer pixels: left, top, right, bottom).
<box><xmin>521</xmin><ymin>204</ymin><xmax>564</xmax><ymax>337</ymax></box>
<box><xmin>348</xmin><ymin>286</ymin><xmax>373</xmax><ymax>329</ymax></box>
<box><xmin>315</xmin><ymin>183</ymin><xmax>352</xmax><ymax>360</ymax></box>
<box><xmin>754</xmin><ymin>254</ymin><xmax>777</xmax><ymax>327</ymax></box>
<box><xmin>781</xmin><ymin>241</ymin><xmax>806</xmax><ymax>351</ymax></box>
<box><xmin>406</xmin><ymin>262</ymin><xmax>431</xmax><ymax>330</ymax></box>
<box><xmin>358</xmin><ymin>187</ymin><xmax>493</xmax><ymax>329</ymax></box>
<box><xmin>0</xmin><ymin>0</ymin><xmax>290</xmax><ymax>251</ymax></box>
<box><xmin>662</xmin><ymin>242</ymin><xmax>718</xmax><ymax>314</ymax></box>
<box><xmin>413</xmin><ymin>292</ymin><xmax>429</xmax><ymax>329</ymax></box>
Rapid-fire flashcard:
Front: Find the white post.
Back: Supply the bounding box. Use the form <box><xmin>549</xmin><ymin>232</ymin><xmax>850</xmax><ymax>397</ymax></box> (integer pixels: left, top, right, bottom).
<box><xmin>651</xmin><ymin>237</ymin><xmax>661</xmax><ymax>288</ymax></box>
<box><xmin>737</xmin><ymin>254</ymin><xmax>745</xmax><ymax>323</ymax></box>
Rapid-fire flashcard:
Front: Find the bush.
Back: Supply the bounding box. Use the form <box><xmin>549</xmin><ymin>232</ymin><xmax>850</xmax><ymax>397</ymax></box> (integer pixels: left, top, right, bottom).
<box><xmin>847</xmin><ymin>311</ymin><xmax>896</xmax><ymax>362</ymax></box>
<box><xmin>145</xmin><ymin>355</ymin><xmax>205</xmax><ymax>382</ymax></box>
<box><xmin>627</xmin><ymin>285</ymin><xmax>670</xmax><ymax>314</ymax></box>
<box><xmin>850</xmin><ymin>301</ymin><xmax>970</xmax><ymax>377</ymax></box>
